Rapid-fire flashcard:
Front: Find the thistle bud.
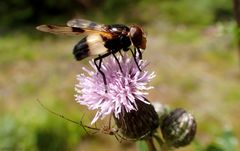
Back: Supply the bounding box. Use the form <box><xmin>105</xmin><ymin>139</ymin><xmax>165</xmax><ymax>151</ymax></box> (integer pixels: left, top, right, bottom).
<box><xmin>161</xmin><ymin>108</ymin><xmax>197</xmax><ymax>148</ymax></box>
<box><xmin>114</xmin><ymin>98</ymin><xmax>160</xmax><ymax>140</ymax></box>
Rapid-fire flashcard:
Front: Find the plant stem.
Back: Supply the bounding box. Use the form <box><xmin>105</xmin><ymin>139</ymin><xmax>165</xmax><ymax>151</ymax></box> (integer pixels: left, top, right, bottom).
<box><xmin>153</xmin><ymin>135</ymin><xmax>170</xmax><ymax>151</ymax></box>
<box><xmin>145</xmin><ymin>138</ymin><xmax>157</xmax><ymax>151</ymax></box>
<box><xmin>233</xmin><ymin>0</ymin><xmax>240</xmax><ymax>68</ymax></box>
<box><xmin>160</xmin><ymin>143</ymin><xmax>170</xmax><ymax>151</ymax></box>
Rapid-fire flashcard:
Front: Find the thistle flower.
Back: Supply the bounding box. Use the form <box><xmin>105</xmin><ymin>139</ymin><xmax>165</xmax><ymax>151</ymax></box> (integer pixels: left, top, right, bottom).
<box><xmin>75</xmin><ymin>54</ymin><xmax>155</xmax><ymax>125</ymax></box>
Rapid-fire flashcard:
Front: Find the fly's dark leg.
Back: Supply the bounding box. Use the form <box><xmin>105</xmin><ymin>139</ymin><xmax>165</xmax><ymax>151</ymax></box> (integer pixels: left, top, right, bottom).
<box><xmin>119</xmin><ymin>50</ymin><xmax>124</xmax><ymax>57</ymax></box>
<box><xmin>94</xmin><ymin>56</ymin><xmax>107</xmax><ymax>90</ymax></box>
<box><xmin>94</xmin><ymin>52</ymin><xmax>112</xmax><ymax>93</ymax></box>
<box><xmin>133</xmin><ymin>48</ymin><xmax>137</xmax><ymax>56</ymax></box>
<box><xmin>112</xmin><ymin>51</ymin><xmax>123</xmax><ymax>73</ymax></box>
<box><xmin>129</xmin><ymin>48</ymin><xmax>142</xmax><ymax>71</ymax></box>
<box><xmin>135</xmin><ymin>47</ymin><xmax>142</xmax><ymax>60</ymax></box>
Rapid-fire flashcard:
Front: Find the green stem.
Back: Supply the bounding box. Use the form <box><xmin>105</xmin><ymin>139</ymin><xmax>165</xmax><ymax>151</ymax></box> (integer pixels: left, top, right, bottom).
<box><xmin>145</xmin><ymin>138</ymin><xmax>157</xmax><ymax>151</ymax></box>
<box><xmin>153</xmin><ymin>135</ymin><xmax>170</xmax><ymax>151</ymax></box>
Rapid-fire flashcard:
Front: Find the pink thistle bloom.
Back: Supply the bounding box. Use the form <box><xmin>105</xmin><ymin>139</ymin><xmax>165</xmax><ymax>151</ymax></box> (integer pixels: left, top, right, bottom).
<box><xmin>75</xmin><ymin>54</ymin><xmax>155</xmax><ymax>125</ymax></box>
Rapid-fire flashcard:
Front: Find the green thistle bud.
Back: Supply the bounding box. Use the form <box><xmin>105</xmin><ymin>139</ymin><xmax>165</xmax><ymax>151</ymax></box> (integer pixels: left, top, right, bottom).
<box><xmin>161</xmin><ymin>108</ymin><xmax>197</xmax><ymax>148</ymax></box>
<box><xmin>114</xmin><ymin>98</ymin><xmax>160</xmax><ymax>140</ymax></box>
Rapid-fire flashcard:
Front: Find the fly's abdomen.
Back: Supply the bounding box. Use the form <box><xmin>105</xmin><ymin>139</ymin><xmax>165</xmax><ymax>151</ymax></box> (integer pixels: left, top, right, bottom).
<box><xmin>73</xmin><ymin>37</ymin><xmax>89</xmax><ymax>60</ymax></box>
<box><xmin>73</xmin><ymin>34</ymin><xmax>108</xmax><ymax>60</ymax></box>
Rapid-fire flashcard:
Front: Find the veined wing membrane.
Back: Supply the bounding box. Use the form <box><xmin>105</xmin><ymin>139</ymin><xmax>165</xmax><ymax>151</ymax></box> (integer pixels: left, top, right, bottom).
<box><xmin>67</xmin><ymin>19</ymin><xmax>113</xmax><ymax>39</ymax></box>
<box><xmin>36</xmin><ymin>25</ymin><xmax>84</xmax><ymax>35</ymax></box>
<box><xmin>67</xmin><ymin>19</ymin><xmax>106</xmax><ymax>31</ymax></box>
<box><xmin>37</xmin><ymin>23</ymin><xmax>112</xmax><ymax>39</ymax></box>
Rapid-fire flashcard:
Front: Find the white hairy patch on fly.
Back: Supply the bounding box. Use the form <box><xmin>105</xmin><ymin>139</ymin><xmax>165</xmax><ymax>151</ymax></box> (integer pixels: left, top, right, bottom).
<box><xmin>87</xmin><ymin>34</ymin><xmax>107</xmax><ymax>55</ymax></box>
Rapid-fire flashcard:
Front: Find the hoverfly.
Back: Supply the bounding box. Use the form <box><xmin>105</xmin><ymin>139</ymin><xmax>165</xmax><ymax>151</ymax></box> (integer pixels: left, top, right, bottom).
<box><xmin>36</xmin><ymin>19</ymin><xmax>147</xmax><ymax>91</ymax></box>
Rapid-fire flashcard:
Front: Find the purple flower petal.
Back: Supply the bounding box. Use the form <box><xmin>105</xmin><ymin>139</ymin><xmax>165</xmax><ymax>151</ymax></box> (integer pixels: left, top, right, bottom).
<box><xmin>75</xmin><ymin>54</ymin><xmax>155</xmax><ymax>124</ymax></box>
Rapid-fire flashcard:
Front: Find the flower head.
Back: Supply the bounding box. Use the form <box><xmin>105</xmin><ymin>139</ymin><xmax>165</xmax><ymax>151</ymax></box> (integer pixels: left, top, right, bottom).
<box><xmin>75</xmin><ymin>54</ymin><xmax>155</xmax><ymax>124</ymax></box>
<box><xmin>161</xmin><ymin>108</ymin><xmax>197</xmax><ymax>148</ymax></box>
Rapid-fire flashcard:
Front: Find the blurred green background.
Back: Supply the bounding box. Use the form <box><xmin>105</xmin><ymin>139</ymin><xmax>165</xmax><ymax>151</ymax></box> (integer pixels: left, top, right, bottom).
<box><xmin>0</xmin><ymin>0</ymin><xmax>239</xmax><ymax>151</ymax></box>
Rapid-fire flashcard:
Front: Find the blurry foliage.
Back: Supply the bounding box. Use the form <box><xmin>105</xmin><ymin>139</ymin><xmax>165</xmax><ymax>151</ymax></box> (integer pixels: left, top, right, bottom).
<box><xmin>0</xmin><ymin>0</ymin><xmax>78</xmax><ymax>27</ymax></box>
<box><xmin>35</xmin><ymin>117</ymin><xmax>71</xmax><ymax>151</ymax></box>
<box><xmin>0</xmin><ymin>115</ymin><xmax>36</xmax><ymax>150</ymax></box>
<box><xmin>99</xmin><ymin>0</ymin><xmax>136</xmax><ymax>23</ymax></box>
<box><xmin>0</xmin><ymin>1</ymin><xmax>239</xmax><ymax>151</ymax></box>
<box><xmin>0</xmin><ymin>34</ymin><xmax>38</xmax><ymax>65</ymax></box>
<box><xmin>36</xmin><ymin>128</ymin><xmax>68</xmax><ymax>151</ymax></box>
<box><xmin>0</xmin><ymin>113</ymin><xmax>86</xmax><ymax>151</ymax></box>
<box><xmin>194</xmin><ymin>130</ymin><xmax>238</xmax><ymax>151</ymax></box>
<box><xmin>0</xmin><ymin>0</ymin><xmax>234</xmax><ymax>29</ymax></box>
<box><xmin>217</xmin><ymin>22</ymin><xmax>240</xmax><ymax>46</ymax></box>
<box><xmin>157</xmin><ymin>0</ymin><xmax>232</xmax><ymax>25</ymax></box>
<box><xmin>136</xmin><ymin>130</ymin><xmax>238</xmax><ymax>151</ymax></box>
<box><xmin>137</xmin><ymin>141</ymin><xmax>148</xmax><ymax>151</ymax></box>
<box><xmin>86</xmin><ymin>0</ymin><xmax>233</xmax><ymax>26</ymax></box>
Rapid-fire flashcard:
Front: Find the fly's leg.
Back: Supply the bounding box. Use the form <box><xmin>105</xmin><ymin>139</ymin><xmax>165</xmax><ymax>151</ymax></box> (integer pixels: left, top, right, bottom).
<box><xmin>94</xmin><ymin>52</ymin><xmax>112</xmax><ymax>93</ymax></box>
<box><xmin>129</xmin><ymin>48</ymin><xmax>142</xmax><ymax>71</ymax></box>
<box><xmin>94</xmin><ymin>56</ymin><xmax>107</xmax><ymax>92</ymax></box>
<box><xmin>135</xmin><ymin>47</ymin><xmax>142</xmax><ymax>60</ymax></box>
<box><xmin>119</xmin><ymin>50</ymin><xmax>124</xmax><ymax>57</ymax></box>
<box><xmin>112</xmin><ymin>51</ymin><xmax>123</xmax><ymax>73</ymax></box>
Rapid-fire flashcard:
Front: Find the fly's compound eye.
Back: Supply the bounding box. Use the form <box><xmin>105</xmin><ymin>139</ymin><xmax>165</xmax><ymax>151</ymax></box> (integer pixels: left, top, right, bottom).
<box><xmin>130</xmin><ymin>26</ymin><xmax>146</xmax><ymax>49</ymax></box>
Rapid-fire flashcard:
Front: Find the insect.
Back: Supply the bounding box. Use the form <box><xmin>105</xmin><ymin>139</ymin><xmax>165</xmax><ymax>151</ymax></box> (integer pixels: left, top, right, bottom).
<box><xmin>36</xmin><ymin>19</ymin><xmax>147</xmax><ymax>91</ymax></box>
<box><xmin>36</xmin><ymin>99</ymin><xmax>135</xmax><ymax>142</ymax></box>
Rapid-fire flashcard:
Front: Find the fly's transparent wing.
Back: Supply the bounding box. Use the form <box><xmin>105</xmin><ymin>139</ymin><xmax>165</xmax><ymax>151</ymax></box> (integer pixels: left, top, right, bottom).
<box><xmin>36</xmin><ymin>25</ymin><xmax>84</xmax><ymax>35</ymax></box>
<box><xmin>67</xmin><ymin>19</ymin><xmax>106</xmax><ymax>32</ymax></box>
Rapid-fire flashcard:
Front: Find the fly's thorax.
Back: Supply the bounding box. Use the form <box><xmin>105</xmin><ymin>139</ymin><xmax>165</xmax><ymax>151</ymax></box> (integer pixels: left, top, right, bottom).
<box><xmin>104</xmin><ymin>35</ymin><xmax>131</xmax><ymax>51</ymax></box>
<box><xmin>108</xmin><ymin>24</ymin><xmax>130</xmax><ymax>35</ymax></box>
<box><xmin>104</xmin><ymin>24</ymin><xmax>131</xmax><ymax>51</ymax></box>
